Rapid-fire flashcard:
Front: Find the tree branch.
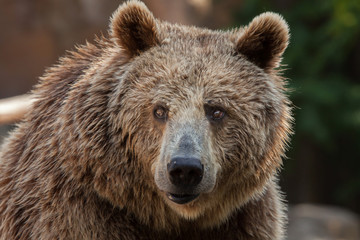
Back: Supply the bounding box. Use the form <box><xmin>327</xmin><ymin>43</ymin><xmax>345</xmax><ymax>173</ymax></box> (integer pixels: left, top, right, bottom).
<box><xmin>0</xmin><ymin>95</ymin><xmax>33</xmax><ymax>125</ymax></box>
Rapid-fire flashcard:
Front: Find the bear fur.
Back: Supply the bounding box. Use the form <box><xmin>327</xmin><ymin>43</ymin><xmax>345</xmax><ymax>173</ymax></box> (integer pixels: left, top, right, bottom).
<box><xmin>0</xmin><ymin>1</ymin><xmax>292</xmax><ymax>239</ymax></box>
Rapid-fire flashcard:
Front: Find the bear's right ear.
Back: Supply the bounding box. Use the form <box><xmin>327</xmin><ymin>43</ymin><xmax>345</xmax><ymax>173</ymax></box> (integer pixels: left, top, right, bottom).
<box><xmin>110</xmin><ymin>0</ymin><xmax>159</xmax><ymax>56</ymax></box>
<box><xmin>236</xmin><ymin>12</ymin><xmax>289</xmax><ymax>72</ymax></box>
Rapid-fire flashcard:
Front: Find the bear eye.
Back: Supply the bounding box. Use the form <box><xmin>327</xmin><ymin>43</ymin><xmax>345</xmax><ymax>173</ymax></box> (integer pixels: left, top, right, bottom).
<box><xmin>212</xmin><ymin>109</ymin><xmax>225</xmax><ymax>120</ymax></box>
<box><xmin>153</xmin><ymin>106</ymin><xmax>168</xmax><ymax>121</ymax></box>
<box><xmin>204</xmin><ymin>104</ymin><xmax>226</xmax><ymax>122</ymax></box>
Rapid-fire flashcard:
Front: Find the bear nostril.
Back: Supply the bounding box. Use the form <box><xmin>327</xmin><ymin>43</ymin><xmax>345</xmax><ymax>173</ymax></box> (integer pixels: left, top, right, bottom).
<box><xmin>167</xmin><ymin>157</ymin><xmax>204</xmax><ymax>188</ymax></box>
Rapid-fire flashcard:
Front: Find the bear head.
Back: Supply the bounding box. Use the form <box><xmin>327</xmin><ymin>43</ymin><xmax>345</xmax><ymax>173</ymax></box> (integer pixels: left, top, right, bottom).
<box><xmin>66</xmin><ymin>0</ymin><xmax>292</xmax><ymax>230</ymax></box>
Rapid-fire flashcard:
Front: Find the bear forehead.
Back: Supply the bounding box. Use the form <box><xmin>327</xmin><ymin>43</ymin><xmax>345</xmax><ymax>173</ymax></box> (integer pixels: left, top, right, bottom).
<box><xmin>122</xmin><ymin>22</ymin><xmax>277</xmax><ymax>109</ymax></box>
<box><xmin>157</xmin><ymin>22</ymin><xmax>237</xmax><ymax>55</ymax></box>
<box><xmin>126</xmin><ymin>53</ymin><xmax>273</xmax><ymax>114</ymax></box>
<box><xmin>128</xmin><ymin>42</ymin><xmax>268</xmax><ymax>98</ymax></box>
<box><xmin>126</xmin><ymin>21</ymin><xmax>265</xmax><ymax>83</ymax></box>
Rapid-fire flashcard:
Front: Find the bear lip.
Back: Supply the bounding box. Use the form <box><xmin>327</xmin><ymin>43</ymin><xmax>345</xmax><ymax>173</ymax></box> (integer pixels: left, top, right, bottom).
<box><xmin>166</xmin><ymin>192</ymin><xmax>200</xmax><ymax>204</ymax></box>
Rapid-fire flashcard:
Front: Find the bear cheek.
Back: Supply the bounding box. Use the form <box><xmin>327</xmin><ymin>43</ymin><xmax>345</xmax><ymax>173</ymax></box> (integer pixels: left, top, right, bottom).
<box><xmin>152</xmin><ymin>158</ymin><xmax>168</xmax><ymax>192</ymax></box>
<box><xmin>151</xmin><ymin>132</ymin><xmax>170</xmax><ymax>192</ymax></box>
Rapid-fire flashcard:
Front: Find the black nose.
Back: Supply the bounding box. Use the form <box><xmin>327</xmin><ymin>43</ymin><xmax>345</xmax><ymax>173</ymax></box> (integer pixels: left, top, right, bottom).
<box><xmin>167</xmin><ymin>157</ymin><xmax>204</xmax><ymax>188</ymax></box>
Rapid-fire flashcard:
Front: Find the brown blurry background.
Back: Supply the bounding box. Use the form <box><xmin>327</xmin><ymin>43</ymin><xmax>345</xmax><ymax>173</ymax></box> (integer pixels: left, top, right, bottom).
<box><xmin>1</xmin><ymin>0</ymin><xmax>360</xmax><ymax>239</ymax></box>
<box><xmin>0</xmin><ymin>0</ymin><xmax>244</xmax><ymax>98</ymax></box>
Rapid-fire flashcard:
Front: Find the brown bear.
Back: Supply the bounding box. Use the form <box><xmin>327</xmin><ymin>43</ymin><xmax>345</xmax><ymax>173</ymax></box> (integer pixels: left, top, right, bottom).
<box><xmin>0</xmin><ymin>1</ymin><xmax>292</xmax><ymax>239</ymax></box>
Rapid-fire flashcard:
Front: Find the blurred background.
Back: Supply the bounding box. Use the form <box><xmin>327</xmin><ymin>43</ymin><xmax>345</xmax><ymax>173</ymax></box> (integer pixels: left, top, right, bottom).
<box><xmin>0</xmin><ymin>0</ymin><xmax>359</xmax><ymax>239</ymax></box>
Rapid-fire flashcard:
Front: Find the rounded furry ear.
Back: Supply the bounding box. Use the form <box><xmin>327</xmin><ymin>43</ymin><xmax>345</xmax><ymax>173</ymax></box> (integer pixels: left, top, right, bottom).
<box><xmin>236</xmin><ymin>12</ymin><xmax>289</xmax><ymax>71</ymax></box>
<box><xmin>110</xmin><ymin>0</ymin><xmax>159</xmax><ymax>56</ymax></box>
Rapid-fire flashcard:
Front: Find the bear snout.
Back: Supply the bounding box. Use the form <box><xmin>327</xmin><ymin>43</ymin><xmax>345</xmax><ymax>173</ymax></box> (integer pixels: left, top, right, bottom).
<box><xmin>167</xmin><ymin>157</ymin><xmax>204</xmax><ymax>188</ymax></box>
<box><xmin>154</xmin><ymin>121</ymin><xmax>218</xmax><ymax>206</ymax></box>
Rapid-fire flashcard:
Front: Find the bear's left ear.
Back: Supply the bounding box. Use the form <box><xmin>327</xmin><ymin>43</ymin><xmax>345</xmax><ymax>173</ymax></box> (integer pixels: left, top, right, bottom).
<box><xmin>236</xmin><ymin>12</ymin><xmax>289</xmax><ymax>71</ymax></box>
<box><xmin>110</xmin><ymin>0</ymin><xmax>159</xmax><ymax>57</ymax></box>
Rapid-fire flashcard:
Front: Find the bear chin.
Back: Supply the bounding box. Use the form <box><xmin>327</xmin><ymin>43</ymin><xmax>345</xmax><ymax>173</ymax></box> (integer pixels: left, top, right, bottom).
<box><xmin>162</xmin><ymin>192</ymin><xmax>206</xmax><ymax>220</ymax></box>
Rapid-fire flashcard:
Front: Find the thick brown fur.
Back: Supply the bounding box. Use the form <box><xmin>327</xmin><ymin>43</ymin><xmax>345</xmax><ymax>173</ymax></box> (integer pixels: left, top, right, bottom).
<box><xmin>0</xmin><ymin>1</ymin><xmax>292</xmax><ymax>239</ymax></box>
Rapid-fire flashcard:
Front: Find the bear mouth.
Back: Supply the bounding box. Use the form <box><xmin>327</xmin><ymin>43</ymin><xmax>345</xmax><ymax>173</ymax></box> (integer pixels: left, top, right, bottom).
<box><xmin>166</xmin><ymin>192</ymin><xmax>200</xmax><ymax>204</ymax></box>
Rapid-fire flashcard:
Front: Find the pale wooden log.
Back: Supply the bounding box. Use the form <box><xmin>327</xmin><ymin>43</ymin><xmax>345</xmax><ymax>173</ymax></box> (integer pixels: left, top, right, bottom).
<box><xmin>0</xmin><ymin>95</ymin><xmax>33</xmax><ymax>125</ymax></box>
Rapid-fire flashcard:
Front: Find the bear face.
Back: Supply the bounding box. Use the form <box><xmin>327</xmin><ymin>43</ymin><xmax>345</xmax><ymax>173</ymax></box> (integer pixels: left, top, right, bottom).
<box><xmin>104</xmin><ymin>0</ymin><xmax>291</xmax><ymax>223</ymax></box>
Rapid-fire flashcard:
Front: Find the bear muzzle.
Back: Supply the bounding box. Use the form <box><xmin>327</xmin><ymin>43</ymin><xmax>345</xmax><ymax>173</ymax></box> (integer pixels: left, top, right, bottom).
<box><xmin>154</xmin><ymin>121</ymin><xmax>217</xmax><ymax>206</ymax></box>
<box><xmin>166</xmin><ymin>156</ymin><xmax>204</xmax><ymax>204</ymax></box>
